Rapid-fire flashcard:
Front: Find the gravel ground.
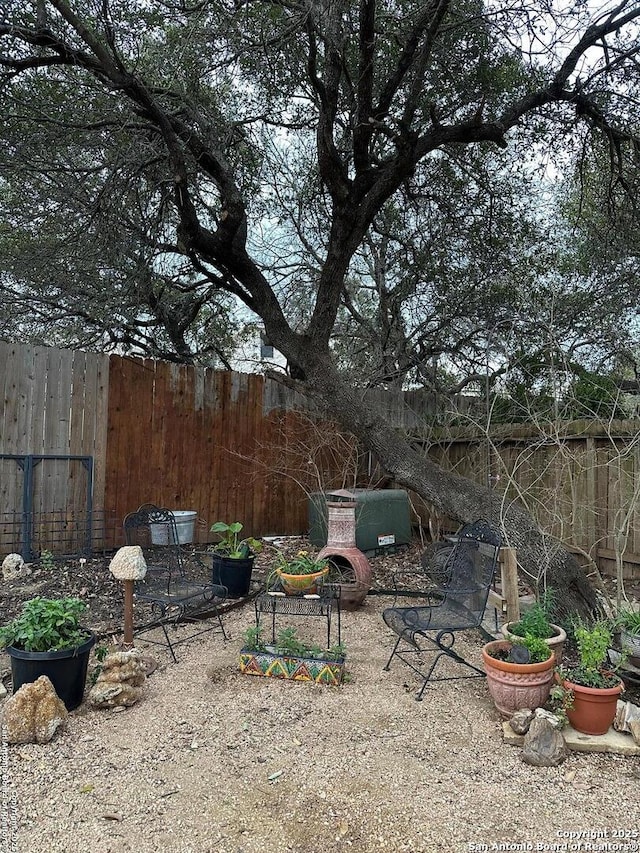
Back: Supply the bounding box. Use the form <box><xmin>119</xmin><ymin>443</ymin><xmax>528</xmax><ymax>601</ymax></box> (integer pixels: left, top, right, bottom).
<box><xmin>3</xmin><ymin>597</ymin><xmax>640</xmax><ymax>853</ymax></box>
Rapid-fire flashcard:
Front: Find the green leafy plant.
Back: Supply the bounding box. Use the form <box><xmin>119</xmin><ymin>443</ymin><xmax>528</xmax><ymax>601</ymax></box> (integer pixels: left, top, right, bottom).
<box><xmin>511</xmin><ymin>634</ymin><xmax>554</xmax><ymax>664</ymax></box>
<box><xmin>616</xmin><ymin>608</ymin><xmax>640</xmax><ymax>636</ymax></box>
<box><xmin>274</xmin><ymin>550</ymin><xmax>328</xmax><ymax>576</ymax></box>
<box><xmin>508</xmin><ymin>592</ymin><xmax>556</xmax><ymax>639</ymax></box>
<box><xmin>0</xmin><ymin>597</ymin><xmax>88</xmax><ymax>652</ymax></box>
<box><xmin>90</xmin><ymin>645</ymin><xmax>109</xmax><ymax>685</ymax></box>
<box><xmin>242</xmin><ymin>625</ymin><xmax>345</xmax><ymax>661</ymax></box>
<box><xmin>562</xmin><ymin>619</ymin><xmax>620</xmax><ymax>689</ymax></box>
<box><xmin>242</xmin><ymin>625</ymin><xmax>266</xmax><ymax>652</ymax></box>
<box><xmin>210</xmin><ymin>522</ymin><xmax>262</xmax><ymax>558</ymax></box>
<box><xmin>545</xmin><ymin>683</ymin><xmax>574</xmax><ymax>729</ymax></box>
<box><xmin>275</xmin><ymin>627</ymin><xmax>308</xmax><ymax>656</ymax></box>
<box><xmin>39</xmin><ymin>549</ymin><xmax>56</xmax><ymax>572</ymax></box>
<box><xmin>488</xmin><ymin>634</ymin><xmax>553</xmax><ymax>664</ymax></box>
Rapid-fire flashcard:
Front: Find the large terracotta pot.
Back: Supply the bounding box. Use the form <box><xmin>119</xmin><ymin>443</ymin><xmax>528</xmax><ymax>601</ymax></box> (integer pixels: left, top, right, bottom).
<box><xmin>482</xmin><ymin>640</ymin><xmax>555</xmax><ymax>718</ymax></box>
<box><xmin>563</xmin><ymin>674</ymin><xmax>624</xmax><ymax>736</ymax></box>
<box><xmin>501</xmin><ymin>622</ymin><xmax>567</xmax><ymax>666</ymax></box>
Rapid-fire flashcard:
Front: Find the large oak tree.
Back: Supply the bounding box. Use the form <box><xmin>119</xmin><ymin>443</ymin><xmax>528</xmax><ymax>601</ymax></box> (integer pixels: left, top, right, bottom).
<box><xmin>2</xmin><ymin>0</ymin><xmax>640</xmax><ymax>615</ymax></box>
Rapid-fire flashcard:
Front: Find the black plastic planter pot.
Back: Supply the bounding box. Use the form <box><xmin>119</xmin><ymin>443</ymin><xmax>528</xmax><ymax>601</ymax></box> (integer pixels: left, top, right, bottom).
<box><xmin>6</xmin><ymin>631</ymin><xmax>96</xmax><ymax>711</ymax></box>
<box><xmin>212</xmin><ymin>554</ymin><xmax>254</xmax><ymax>598</ymax></box>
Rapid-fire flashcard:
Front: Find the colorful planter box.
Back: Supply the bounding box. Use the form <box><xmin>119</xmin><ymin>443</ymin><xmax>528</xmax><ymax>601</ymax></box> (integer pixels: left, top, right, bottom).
<box><xmin>239</xmin><ymin>647</ymin><xmax>345</xmax><ymax>686</ymax></box>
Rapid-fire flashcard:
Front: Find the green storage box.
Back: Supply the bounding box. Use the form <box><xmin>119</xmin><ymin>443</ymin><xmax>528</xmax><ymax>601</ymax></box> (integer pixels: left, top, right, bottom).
<box><xmin>308</xmin><ymin>489</ymin><xmax>411</xmax><ymax>554</ymax></box>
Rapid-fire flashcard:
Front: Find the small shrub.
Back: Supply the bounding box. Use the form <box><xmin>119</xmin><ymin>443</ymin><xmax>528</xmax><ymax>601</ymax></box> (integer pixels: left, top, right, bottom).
<box><xmin>39</xmin><ymin>549</ymin><xmax>56</xmax><ymax>572</ymax></box>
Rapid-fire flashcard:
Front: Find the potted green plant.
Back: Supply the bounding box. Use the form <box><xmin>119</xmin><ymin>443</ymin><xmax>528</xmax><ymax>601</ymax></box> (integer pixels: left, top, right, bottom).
<box><xmin>271</xmin><ymin>550</ymin><xmax>329</xmax><ymax>595</ymax></box>
<box><xmin>501</xmin><ymin>593</ymin><xmax>567</xmax><ymax>664</ymax></box>
<box><xmin>0</xmin><ymin>597</ymin><xmax>96</xmax><ymax>711</ymax></box>
<box><xmin>615</xmin><ymin>608</ymin><xmax>640</xmax><ymax>665</ymax></box>
<box><xmin>560</xmin><ymin>619</ymin><xmax>624</xmax><ymax>735</ymax></box>
<box><xmin>482</xmin><ymin>634</ymin><xmax>556</xmax><ymax>718</ymax></box>
<box><xmin>239</xmin><ymin>625</ymin><xmax>346</xmax><ymax>685</ymax></box>
<box><xmin>209</xmin><ymin>521</ymin><xmax>262</xmax><ymax>597</ymax></box>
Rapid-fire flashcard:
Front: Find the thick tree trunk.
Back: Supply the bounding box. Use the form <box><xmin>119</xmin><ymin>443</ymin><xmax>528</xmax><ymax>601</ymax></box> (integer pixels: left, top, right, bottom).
<box><xmin>298</xmin><ymin>358</ymin><xmax>600</xmax><ymax>620</ymax></box>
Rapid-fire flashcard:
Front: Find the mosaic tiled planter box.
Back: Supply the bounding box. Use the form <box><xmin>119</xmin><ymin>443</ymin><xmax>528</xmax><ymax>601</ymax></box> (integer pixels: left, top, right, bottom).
<box><xmin>239</xmin><ymin>646</ymin><xmax>345</xmax><ymax>686</ymax></box>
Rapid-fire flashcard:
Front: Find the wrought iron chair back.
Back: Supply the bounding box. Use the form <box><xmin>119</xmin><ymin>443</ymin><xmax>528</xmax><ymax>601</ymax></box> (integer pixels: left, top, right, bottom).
<box><xmin>123</xmin><ymin>504</ymin><xmax>228</xmax><ymax>661</ymax></box>
<box><xmin>124</xmin><ymin>505</ymin><xmax>185</xmax><ymax>588</ymax></box>
<box><xmin>383</xmin><ymin>519</ymin><xmax>501</xmax><ymax>700</ymax></box>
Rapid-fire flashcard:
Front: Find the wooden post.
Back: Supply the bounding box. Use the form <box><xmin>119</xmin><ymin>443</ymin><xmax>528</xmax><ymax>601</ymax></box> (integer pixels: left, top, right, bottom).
<box><xmin>500</xmin><ymin>547</ymin><xmax>520</xmax><ymax>623</ymax></box>
<box><xmin>487</xmin><ymin>547</ymin><xmax>520</xmax><ymax>624</ymax></box>
<box><xmin>123</xmin><ymin>579</ymin><xmax>134</xmax><ymax>648</ymax></box>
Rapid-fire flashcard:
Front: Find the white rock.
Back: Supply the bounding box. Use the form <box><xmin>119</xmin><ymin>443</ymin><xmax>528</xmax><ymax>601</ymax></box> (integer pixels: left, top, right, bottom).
<box><xmin>2</xmin><ymin>553</ymin><xmax>30</xmax><ymax>580</ymax></box>
<box><xmin>109</xmin><ymin>546</ymin><xmax>147</xmax><ymax>580</ymax></box>
<box><xmin>2</xmin><ymin>676</ymin><xmax>68</xmax><ymax>744</ymax></box>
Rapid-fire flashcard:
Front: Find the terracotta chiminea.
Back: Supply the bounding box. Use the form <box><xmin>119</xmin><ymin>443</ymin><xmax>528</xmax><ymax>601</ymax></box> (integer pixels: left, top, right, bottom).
<box><xmin>317</xmin><ymin>499</ymin><xmax>372</xmax><ymax>610</ymax></box>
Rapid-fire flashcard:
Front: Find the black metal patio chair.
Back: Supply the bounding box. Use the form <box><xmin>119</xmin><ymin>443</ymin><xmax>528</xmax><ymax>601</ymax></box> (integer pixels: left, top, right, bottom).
<box><xmin>382</xmin><ymin>519</ymin><xmax>501</xmax><ymax>700</ymax></box>
<box><xmin>123</xmin><ymin>504</ymin><xmax>228</xmax><ymax>662</ymax></box>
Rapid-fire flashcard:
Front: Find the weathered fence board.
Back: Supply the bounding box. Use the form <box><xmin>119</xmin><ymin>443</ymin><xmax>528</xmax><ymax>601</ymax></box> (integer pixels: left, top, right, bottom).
<box><xmin>0</xmin><ymin>344</ymin><xmax>110</xmax><ymax>555</ymax></box>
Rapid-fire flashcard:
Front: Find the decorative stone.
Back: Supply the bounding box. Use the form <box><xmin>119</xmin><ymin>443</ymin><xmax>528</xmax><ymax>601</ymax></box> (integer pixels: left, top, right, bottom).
<box><xmin>89</xmin><ymin>649</ymin><xmax>147</xmax><ymax>708</ymax></box>
<box><xmin>2</xmin><ymin>676</ymin><xmax>68</xmax><ymax>744</ymax></box>
<box><xmin>0</xmin><ymin>682</ymin><xmax>7</xmax><ymax>700</ymax></box>
<box><xmin>521</xmin><ymin>716</ymin><xmax>568</xmax><ymax>766</ymax></box>
<box><xmin>510</xmin><ymin>708</ymin><xmax>534</xmax><ymax>734</ymax></box>
<box><xmin>614</xmin><ymin>700</ymin><xmax>640</xmax><ymax>745</ymax></box>
<box><xmin>109</xmin><ymin>546</ymin><xmax>147</xmax><ymax>581</ymax></box>
<box><xmin>2</xmin><ymin>553</ymin><xmax>31</xmax><ymax>581</ymax></box>
<box><xmin>534</xmin><ymin>707</ymin><xmax>563</xmax><ymax>729</ymax></box>
<box><xmin>504</xmin><ymin>721</ymin><xmax>640</xmax><ymax>755</ymax></box>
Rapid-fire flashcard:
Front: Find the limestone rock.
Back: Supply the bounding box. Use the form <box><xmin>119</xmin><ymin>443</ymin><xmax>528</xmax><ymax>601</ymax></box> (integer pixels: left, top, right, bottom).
<box><xmin>109</xmin><ymin>546</ymin><xmax>147</xmax><ymax>581</ymax></box>
<box><xmin>614</xmin><ymin>700</ymin><xmax>640</xmax><ymax>743</ymax></box>
<box><xmin>534</xmin><ymin>707</ymin><xmax>563</xmax><ymax>729</ymax></box>
<box><xmin>510</xmin><ymin>708</ymin><xmax>534</xmax><ymax>735</ymax></box>
<box><xmin>2</xmin><ymin>676</ymin><xmax>68</xmax><ymax>744</ymax></box>
<box><xmin>2</xmin><ymin>553</ymin><xmax>31</xmax><ymax>581</ymax></box>
<box><xmin>89</xmin><ymin>649</ymin><xmax>147</xmax><ymax>708</ymax></box>
<box><xmin>522</xmin><ymin>717</ymin><xmax>568</xmax><ymax>767</ymax></box>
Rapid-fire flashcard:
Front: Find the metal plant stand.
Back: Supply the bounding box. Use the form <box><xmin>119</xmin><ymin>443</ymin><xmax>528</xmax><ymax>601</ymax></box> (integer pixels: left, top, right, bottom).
<box><xmin>254</xmin><ymin>585</ymin><xmax>341</xmax><ymax>648</ymax></box>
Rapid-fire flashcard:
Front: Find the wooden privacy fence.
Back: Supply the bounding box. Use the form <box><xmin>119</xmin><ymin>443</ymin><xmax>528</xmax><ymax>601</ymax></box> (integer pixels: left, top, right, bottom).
<box><xmin>0</xmin><ymin>343</ymin><xmax>109</xmax><ymax>557</ymax></box>
<box><xmin>2</xmin><ymin>340</ymin><xmax>640</xmax><ymax>580</ymax></box>
<box><xmin>104</xmin><ymin>357</ymin><xmax>353</xmax><ymax>547</ymax></box>
<box><xmin>420</xmin><ymin>421</ymin><xmax>640</xmax><ymax>580</ymax></box>
<box><xmin>0</xmin><ymin>343</ymin><xmax>381</xmax><ymax>555</ymax></box>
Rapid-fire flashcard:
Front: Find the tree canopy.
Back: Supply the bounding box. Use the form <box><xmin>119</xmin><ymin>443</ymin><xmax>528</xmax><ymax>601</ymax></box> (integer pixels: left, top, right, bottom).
<box><xmin>2</xmin><ymin>0</ymin><xmax>640</xmax><ymax>613</ymax></box>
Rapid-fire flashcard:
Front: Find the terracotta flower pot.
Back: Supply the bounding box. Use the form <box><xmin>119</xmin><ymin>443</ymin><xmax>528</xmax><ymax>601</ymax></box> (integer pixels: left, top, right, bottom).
<box><xmin>482</xmin><ymin>640</ymin><xmax>555</xmax><ymax>718</ymax></box>
<box><xmin>563</xmin><ymin>674</ymin><xmax>625</xmax><ymax>736</ymax></box>
<box><xmin>276</xmin><ymin>566</ymin><xmax>329</xmax><ymax>595</ymax></box>
<box><xmin>501</xmin><ymin>622</ymin><xmax>567</xmax><ymax>666</ymax></box>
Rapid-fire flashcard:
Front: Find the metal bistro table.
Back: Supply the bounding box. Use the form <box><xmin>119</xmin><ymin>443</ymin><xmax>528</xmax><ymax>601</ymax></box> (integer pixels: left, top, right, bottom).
<box><xmin>254</xmin><ymin>583</ymin><xmax>341</xmax><ymax>648</ymax></box>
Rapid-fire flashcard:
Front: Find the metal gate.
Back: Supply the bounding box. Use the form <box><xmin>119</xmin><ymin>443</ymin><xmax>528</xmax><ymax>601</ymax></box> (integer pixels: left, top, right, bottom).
<box><xmin>0</xmin><ymin>454</ymin><xmax>94</xmax><ymax>560</ymax></box>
